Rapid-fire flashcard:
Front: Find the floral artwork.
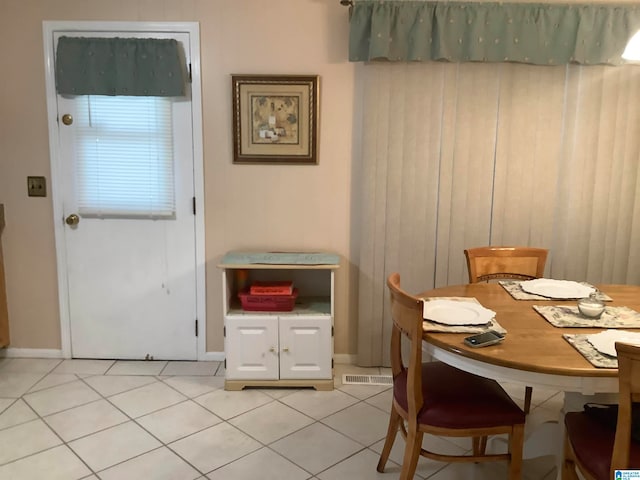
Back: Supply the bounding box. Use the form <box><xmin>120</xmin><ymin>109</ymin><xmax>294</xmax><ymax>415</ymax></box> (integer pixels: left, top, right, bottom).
<box><xmin>232</xmin><ymin>75</ymin><xmax>318</xmax><ymax>164</ymax></box>
<box><xmin>251</xmin><ymin>95</ymin><xmax>299</xmax><ymax>145</ymax></box>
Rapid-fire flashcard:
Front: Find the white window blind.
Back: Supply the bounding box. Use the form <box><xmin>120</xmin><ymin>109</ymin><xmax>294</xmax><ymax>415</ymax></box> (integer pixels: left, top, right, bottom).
<box><xmin>74</xmin><ymin>95</ymin><xmax>175</xmax><ymax>218</ymax></box>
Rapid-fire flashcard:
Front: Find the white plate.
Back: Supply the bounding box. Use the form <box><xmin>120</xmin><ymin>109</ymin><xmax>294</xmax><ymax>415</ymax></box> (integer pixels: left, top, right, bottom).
<box><xmin>586</xmin><ymin>330</ymin><xmax>640</xmax><ymax>357</ymax></box>
<box><xmin>520</xmin><ymin>279</ymin><xmax>595</xmax><ymax>299</ymax></box>
<box><xmin>423</xmin><ymin>300</ymin><xmax>495</xmax><ymax>326</ymax></box>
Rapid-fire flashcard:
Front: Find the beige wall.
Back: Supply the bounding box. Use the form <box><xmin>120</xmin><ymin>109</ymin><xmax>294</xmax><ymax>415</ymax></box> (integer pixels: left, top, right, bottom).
<box><xmin>0</xmin><ymin>0</ymin><xmax>359</xmax><ymax>356</ymax></box>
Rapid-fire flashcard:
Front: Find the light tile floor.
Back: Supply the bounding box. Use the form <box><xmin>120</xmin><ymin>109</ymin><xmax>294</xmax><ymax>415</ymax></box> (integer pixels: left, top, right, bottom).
<box><xmin>0</xmin><ymin>358</ymin><xmax>561</xmax><ymax>480</ymax></box>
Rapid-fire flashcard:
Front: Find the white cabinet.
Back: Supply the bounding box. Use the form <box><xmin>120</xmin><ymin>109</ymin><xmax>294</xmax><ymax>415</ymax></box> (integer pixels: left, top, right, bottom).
<box><xmin>225</xmin><ymin>315</ymin><xmax>332</xmax><ymax>381</ymax></box>
<box><xmin>219</xmin><ymin>252</ymin><xmax>339</xmax><ymax>391</ymax></box>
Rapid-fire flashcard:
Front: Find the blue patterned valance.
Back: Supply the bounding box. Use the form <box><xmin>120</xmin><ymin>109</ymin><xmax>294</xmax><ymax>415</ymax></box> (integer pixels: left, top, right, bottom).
<box><xmin>55</xmin><ymin>37</ymin><xmax>186</xmax><ymax>96</ymax></box>
<box><xmin>349</xmin><ymin>1</ymin><xmax>640</xmax><ymax>65</ymax></box>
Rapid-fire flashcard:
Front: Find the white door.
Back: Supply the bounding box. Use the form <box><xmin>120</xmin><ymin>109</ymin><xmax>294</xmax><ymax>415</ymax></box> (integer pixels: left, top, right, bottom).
<box><xmin>225</xmin><ymin>317</ymin><xmax>279</xmax><ymax>380</ymax></box>
<box><xmin>51</xmin><ymin>29</ymin><xmax>198</xmax><ymax>360</ymax></box>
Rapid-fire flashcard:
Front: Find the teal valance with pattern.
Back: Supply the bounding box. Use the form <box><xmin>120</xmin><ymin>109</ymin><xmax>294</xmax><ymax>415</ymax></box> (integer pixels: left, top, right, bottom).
<box><xmin>349</xmin><ymin>1</ymin><xmax>640</xmax><ymax>65</ymax></box>
<box><xmin>55</xmin><ymin>37</ymin><xmax>186</xmax><ymax>96</ymax></box>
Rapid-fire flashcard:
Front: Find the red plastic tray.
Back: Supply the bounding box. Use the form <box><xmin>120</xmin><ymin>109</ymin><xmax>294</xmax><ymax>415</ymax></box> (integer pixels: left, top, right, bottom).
<box><xmin>238</xmin><ymin>288</ymin><xmax>299</xmax><ymax>312</ymax></box>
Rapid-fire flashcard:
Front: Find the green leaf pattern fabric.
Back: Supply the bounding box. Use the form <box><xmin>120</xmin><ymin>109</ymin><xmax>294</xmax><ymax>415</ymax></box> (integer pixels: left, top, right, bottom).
<box><xmin>55</xmin><ymin>37</ymin><xmax>186</xmax><ymax>96</ymax></box>
<box><xmin>349</xmin><ymin>1</ymin><xmax>640</xmax><ymax>65</ymax></box>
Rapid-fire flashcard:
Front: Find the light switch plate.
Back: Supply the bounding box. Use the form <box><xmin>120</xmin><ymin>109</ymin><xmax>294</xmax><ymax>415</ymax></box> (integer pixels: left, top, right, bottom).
<box><xmin>27</xmin><ymin>176</ymin><xmax>47</xmax><ymax>197</ymax></box>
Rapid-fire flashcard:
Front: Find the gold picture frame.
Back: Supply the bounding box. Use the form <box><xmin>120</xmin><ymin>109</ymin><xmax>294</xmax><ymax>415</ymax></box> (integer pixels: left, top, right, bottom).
<box><xmin>232</xmin><ymin>74</ymin><xmax>319</xmax><ymax>165</ymax></box>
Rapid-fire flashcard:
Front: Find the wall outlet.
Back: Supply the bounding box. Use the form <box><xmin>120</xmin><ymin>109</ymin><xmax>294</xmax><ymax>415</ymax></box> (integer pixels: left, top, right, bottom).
<box><xmin>27</xmin><ymin>176</ymin><xmax>47</xmax><ymax>197</ymax></box>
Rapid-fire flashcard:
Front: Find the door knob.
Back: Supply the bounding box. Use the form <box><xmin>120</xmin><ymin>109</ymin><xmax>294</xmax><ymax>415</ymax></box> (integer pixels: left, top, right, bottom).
<box><xmin>65</xmin><ymin>214</ymin><xmax>80</xmax><ymax>226</ymax></box>
<box><xmin>61</xmin><ymin>114</ymin><xmax>73</xmax><ymax>126</ymax></box>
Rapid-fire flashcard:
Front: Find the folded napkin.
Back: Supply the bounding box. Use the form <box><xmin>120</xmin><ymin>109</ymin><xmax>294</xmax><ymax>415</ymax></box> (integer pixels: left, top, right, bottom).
<box><xmin>421</xmin><ymin>297</ymin><xmax>507</xmax><ymax>335</ymax></box>
<box><xmin>499</xmin><ymin>280</ymin><xmax>612</xmax><ymax>301</ymax></box>
<box><xmin>563</xmin><ymin>334</ymin><xmax>617</xmax><ymax>368</ymax></box>
<box><xmin>534</xmin><ymin>305</ymin><xmax>640</xmax><ymax>328</ymax></box>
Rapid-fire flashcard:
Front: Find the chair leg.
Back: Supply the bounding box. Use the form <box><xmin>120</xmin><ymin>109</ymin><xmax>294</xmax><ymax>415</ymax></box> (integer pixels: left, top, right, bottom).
<box><xmin>472</xmin><ymin>437</ymin><xmax>481</xmax><ymax>455</ymax></box>
<box><xmin>400</xmin><ymin>428</ymin><xmax>423</xmax><ymax>480</ymax></box>
<box><xmin>562</xmin><ymin>433</ymin><xmax>580</xmax><ymax>480</ymax></box>
<box><xmin>508</xmin><ymin>424</ymin><xmax>525</xmax><ymax>480</ymax></box>
<box><xmin>377</xmin><ymin>406</ymin><xmax>402</xmax><ymax>473</ymax></box>
<box><xmin>524</xmin><ymin>386</ymin><xmax>533</xmax><ymax>414</ymax></box>
<box><xmin>472</xmin><ymin>436</ymin><xmax>488</xmax><ymax>455</ymax></box>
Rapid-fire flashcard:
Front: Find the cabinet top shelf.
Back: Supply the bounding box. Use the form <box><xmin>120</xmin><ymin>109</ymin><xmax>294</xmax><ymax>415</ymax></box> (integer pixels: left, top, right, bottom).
<box><xmin>218</xmin><ymin>251</ymin><xmax>340</xmax><ymax>269</ymax></box>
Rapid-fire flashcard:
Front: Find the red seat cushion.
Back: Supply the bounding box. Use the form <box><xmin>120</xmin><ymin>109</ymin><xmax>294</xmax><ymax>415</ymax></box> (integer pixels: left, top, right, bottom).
<box><xmin>393</xmin><ymin>362</ymin><xmax>525</xmax><ymax>429</ymax></box>
<box><xmin>565</xmin><ymin>411</ymin><xmax>640</xmax><ymax>480</ymax></box>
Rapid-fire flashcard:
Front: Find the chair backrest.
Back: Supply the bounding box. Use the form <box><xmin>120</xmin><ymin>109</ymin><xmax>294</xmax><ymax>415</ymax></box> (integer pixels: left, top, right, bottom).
<box><xmin>387</xmin><ymin>273</ymin><xmax>425</xmax><ymax>417</ymax></box>
<box><xmin>464</xmin><ymin>246</ymin><xmax>548</xmax><ymax>283</ymax></box>
<box><xmin>611</xmin><ymin>342</ymin><xmax>640</xmax><ymax>475</ymax></box>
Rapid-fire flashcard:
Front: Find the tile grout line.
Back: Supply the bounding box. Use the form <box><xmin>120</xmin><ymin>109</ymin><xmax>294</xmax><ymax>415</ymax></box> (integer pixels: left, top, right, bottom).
<box><xmin>0</xmin><ymin>362</ymin><xmax>557</xmax><ymax>479</ymax></box>
<box><xmin>0</xmin><ymin>390</ymin><xmax>98</xmax><ymax>478</ymax></box>
<box><xmin>0</xmin><ymin>368</ymin><xmax>195</xmax><ymax>476</ymax></box>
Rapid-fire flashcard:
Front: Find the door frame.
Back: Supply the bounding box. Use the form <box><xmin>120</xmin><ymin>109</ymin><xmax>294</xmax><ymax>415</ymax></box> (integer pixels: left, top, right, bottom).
<box><xmin>42</xmin><ymin>21</ymin><xmax>208</xmax><ymax>360</ymax></box>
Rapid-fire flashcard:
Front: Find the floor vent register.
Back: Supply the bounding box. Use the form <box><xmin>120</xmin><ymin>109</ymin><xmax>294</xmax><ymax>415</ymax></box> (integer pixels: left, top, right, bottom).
<box><xmin>341</xmin><ymin>374</ymin><xmax>393</xmax><ymax>386</ymax></box>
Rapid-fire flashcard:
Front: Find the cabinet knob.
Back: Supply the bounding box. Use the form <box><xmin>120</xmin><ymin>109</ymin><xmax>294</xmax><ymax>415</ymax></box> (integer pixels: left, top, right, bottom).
<box><xmin>269</xmin><ymin>347</ymin><xmax>276</xmax><ymax>353</ymax></box>
<box><xmin>282</xmin><ymin>347</ymin><xmax>290</xmax><ymax>353</ymax></box>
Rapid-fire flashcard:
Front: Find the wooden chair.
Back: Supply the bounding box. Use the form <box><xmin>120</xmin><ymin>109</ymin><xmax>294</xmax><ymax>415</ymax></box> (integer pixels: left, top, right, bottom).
<box><xmin>464</xmin><ymin>246</ymin><xmax>549</xmax><ymax>414</ymax></box>
<box><xmin>563</xmin><ymin>342</ymin><xmax>640</xmax><ymax>480</ymax></box>
<box><xmin>464</xmin><ymin>246</ymin><xmax>548</xmax><ymax>283</ymax></box>
<box><xmin>376</xmin><ymin>273</ymin><xmax>526</xmax><ymax>480</ymax></box>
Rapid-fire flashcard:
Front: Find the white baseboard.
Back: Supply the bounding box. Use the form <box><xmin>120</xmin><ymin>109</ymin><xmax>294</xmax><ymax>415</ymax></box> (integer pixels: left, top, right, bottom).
<box><xmin>0</xmin><ymin>348</ymin><xmax>225</xmax><ymax>362</ymax></box>
<box><xmin>1</xmin><ymin>348</ymin><xmax>347</xmax><ymax>365</ymax></box>
<box><xmin>334</xmin><ymin>353</ymin><xmax>357</xmax><ymax>365</ymax></box>
<box><xmin>0</xmin><ymin>348</ymin><xmax>65</xmax><ymax>359</ymax></box>
<box><xmin>199</xmin><ymin>351</ymin><xmax>225</xmax><ymax>362</ymax></box>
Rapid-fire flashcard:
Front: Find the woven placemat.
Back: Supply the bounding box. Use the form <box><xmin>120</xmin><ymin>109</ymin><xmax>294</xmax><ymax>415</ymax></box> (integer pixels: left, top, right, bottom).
<box><xmin>534</xmin><ymin>305</ymin><xmax>640</xmax><ymax>328</ymax></box>
<box><xmin>563</xmin><ymin>334</ymin><xmax>618</xmax><ymax>368</ymax></box>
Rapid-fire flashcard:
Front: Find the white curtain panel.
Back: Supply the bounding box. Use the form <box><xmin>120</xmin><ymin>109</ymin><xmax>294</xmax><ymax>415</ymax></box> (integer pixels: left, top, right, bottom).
<box><xmin>356</xmin><ymin>61</ymin><xmax>640</xmax><ymax>366</ymax></box>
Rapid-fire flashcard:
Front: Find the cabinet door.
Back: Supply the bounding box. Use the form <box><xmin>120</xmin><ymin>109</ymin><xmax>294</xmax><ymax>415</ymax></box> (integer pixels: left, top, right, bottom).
<box><xmin>225</xmin><ymin>316</ymin><xmax>279</xmax><ymax>380</ymax></box>
<box><xmin>279</xmin><ymin>316</ymin><xmax>332</xmax><ymax>380</ymax></box>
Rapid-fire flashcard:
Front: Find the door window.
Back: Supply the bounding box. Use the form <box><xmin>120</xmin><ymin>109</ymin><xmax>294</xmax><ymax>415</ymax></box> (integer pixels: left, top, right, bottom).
<box><xmin>73</xmin><ymin>94</ymin><xmax>175</xmax><ymax>218</ymax></box>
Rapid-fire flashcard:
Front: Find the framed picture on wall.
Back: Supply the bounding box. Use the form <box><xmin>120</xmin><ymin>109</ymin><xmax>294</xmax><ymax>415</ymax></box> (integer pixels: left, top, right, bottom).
<box><xmin>231</xmin><ymin>74</ymin><xmax>319</xmax><ymax>165</ymax></box>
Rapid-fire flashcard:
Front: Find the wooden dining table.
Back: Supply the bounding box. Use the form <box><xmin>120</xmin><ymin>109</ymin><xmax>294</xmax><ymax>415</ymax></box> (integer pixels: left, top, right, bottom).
<box><xmin>418</xmin><ymin>282</ymin><xmax>640</xmax><ymax>472</ymax></box>
<box><xmin>419</xmin><ymin>283</ymin><xmax>640</xmax><ymax>396</ymax></box>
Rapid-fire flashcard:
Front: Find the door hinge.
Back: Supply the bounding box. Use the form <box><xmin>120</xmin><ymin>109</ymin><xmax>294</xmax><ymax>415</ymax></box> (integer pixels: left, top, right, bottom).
<box><xmin>331</xmin><ymin>326</ymin><xmax>334</xmax><ymax>337</ymax></box>
<box><xmin>223</xmin><ymin>326</ymin><xmax>226</xmax><ymax>337</ymax></box>
<box><xmin>332</xmin><ymin>358</ymin><xmax>334</xmax><ymax>369</ymax></box>
<box><xmin>188</xmin><ymin>63</ymin><xmax>192</xmax><ymax>83</ymax></box>
<box><xmin>195</xmin><ymin>319</ymin><xmax>198</xmax><ymax>337</ymax></box>
<box><xmin>224</xmin><ymin>358</ymin><xmax>227</xmax><ymax>369</ymax></box>
<box><xmin>192</xmin><ymin>196</ymin><xmax>196</xmax><ymax>215</ymax></box>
